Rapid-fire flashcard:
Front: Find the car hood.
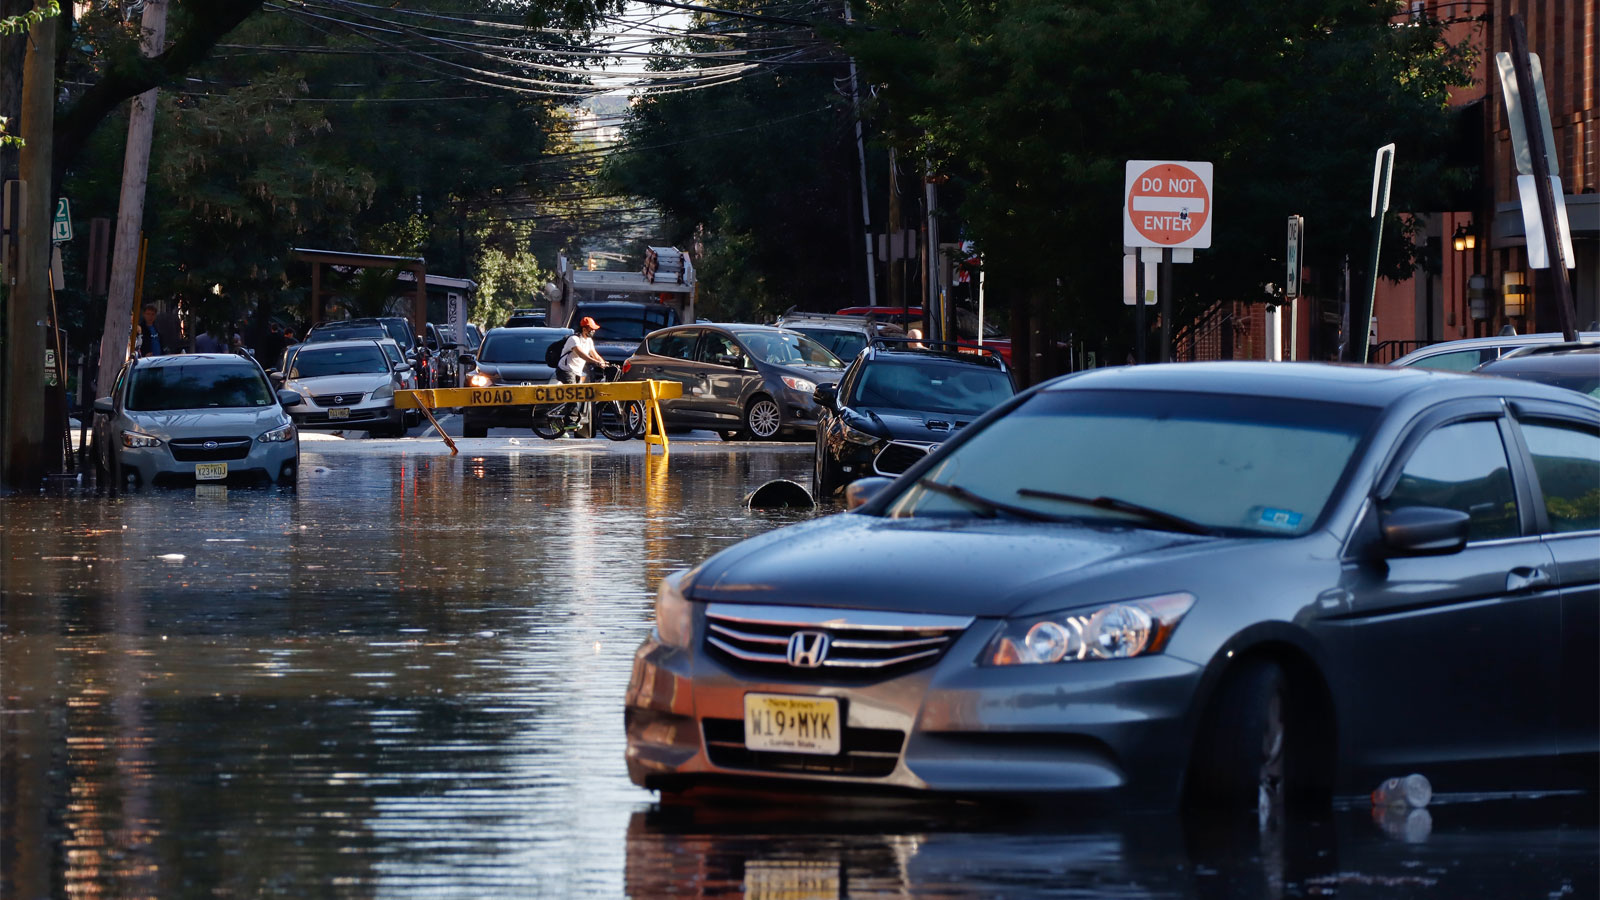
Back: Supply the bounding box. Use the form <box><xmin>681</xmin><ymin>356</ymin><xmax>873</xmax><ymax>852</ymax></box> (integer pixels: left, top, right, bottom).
<box><xmin>687</xmin><ymin>513</ymin><xmax>1222</xmax><ymax>617</ymax></box>
<box><xmin>478</xmin><ymin>362</ymin><xmax>555</xmax><ymax>383</ymax></box>
<box><xmin>285</xmin><ymin>373</ymin><xmax>392</xmax><ymax>395</ymax></box>
<box><xmin>847</xmin><ymin>405</ymin><xmax>980</xmax><ymax>442</ymax></box>
<box><xmin>124</xmin><ymin>406</ymin><xmax>288</xmax><ymax>438</ymax></box>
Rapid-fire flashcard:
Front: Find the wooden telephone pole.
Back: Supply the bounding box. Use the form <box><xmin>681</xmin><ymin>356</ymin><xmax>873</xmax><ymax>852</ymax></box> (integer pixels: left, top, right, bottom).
<box><xmin>2</xmin><ymin>13</ymin><xmax>57</xmax><ymax>489</ymax></box>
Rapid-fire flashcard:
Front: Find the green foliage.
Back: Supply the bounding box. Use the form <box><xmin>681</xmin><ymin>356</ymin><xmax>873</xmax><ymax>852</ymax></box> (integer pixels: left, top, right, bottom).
<box><xmin>0</xmin><ymin>0</ymin><xmax>57</xmax><ymax>35</ymax></box>
<box><xmin>474</xmin><ymin>228</ymin><xmax>549</xmax><ymax>329</ymax></box>
<box><xmin>603</xmin><ymin>3</ymin><xmax>864</xmax><ymax>320</ymax></box>
<box><xmin>846</xmin><ymin>0</ymin><xmax>1476</xmax><ymax>340</ymax></box>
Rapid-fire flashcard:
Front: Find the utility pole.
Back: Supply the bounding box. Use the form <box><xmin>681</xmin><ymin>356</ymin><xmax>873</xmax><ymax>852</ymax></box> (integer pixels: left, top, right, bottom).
<box><xmin>96</xmin><ymin>0</ymin><xmax>168</xmax><ymax>399</ymax></box>
<box><xmin>2</xmin><ymin>12</ymin><xmax>58</xmax><ymax>488</ymax></box>
<box><xmin>887</xmin><ymin>149</ymin><xmax>902</xmax><ymax>314</ymax></box>
<box><xmin>843</xmin><ymin>3</ymin><xmax>876</xmax><ymax>306</ymax></box>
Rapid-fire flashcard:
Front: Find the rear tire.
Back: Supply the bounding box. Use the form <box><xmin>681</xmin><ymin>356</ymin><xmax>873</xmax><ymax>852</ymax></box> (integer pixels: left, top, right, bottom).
<box><xmin>1186</xmin><ymin>659</ymin><xmax>1316</xmax><ymax>814</ymax></box>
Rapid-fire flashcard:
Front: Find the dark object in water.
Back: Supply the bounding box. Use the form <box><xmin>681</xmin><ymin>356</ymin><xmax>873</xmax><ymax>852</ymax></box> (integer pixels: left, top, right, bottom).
<box><xmin>746</xmin><ymin>479</ymin><xmax>814</xmax><ymax>510</ymax></box>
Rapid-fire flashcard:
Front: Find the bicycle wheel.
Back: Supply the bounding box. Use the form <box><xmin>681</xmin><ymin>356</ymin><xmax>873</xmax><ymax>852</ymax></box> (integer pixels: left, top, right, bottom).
<box><xmin>597</xmin><ymin>401</ymin><xmax>635</xmax><ymax>441</ymax></box>
<box><xmin>531</xmin><ymin>408</ymin><xmax>563</xmax><ymax>440</ymax></box>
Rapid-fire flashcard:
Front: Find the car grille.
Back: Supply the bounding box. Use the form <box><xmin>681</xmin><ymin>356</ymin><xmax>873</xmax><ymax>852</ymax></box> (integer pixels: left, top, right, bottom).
<box><xmin>873</xmin><ymin>441</ymin><xmax>937</xmax><ymax>476</ymax></box>
<box><xmin>169</xmin><ymin>437</ymin><xmax>253</xmax><ymax>462</ymax></box>
<box><xmin>702</xmin><ymin>717</ymin><xmax>904</xmax><ymax>778</ymax></box>
<box><xmin>311</xmin><ymin>392</ymin><xmax>365</xmax><ymax>407</ymax></box>
<box><xmin>703</xmin><ymin>603</ymin><xmax>972</xmax><ymax>677</ymax></box>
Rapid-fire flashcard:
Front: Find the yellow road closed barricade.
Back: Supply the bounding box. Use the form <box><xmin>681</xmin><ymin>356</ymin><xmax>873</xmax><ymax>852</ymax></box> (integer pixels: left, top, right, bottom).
<box><xmin>396</xmin><ymin>379</ymin><xmax>683</xmax><ymax>456</ymax></box>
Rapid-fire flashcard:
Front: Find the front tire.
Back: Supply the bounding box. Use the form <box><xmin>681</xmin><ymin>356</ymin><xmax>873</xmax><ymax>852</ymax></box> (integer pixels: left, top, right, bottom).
<box><xmin>813</xmin><ymin>438</ymin><xmax>842</xmax><ymax>498</ymax></box>
<box><xmin>1185</xmin><ymin>660</ymin><xmax>1297</xmax><ymax>813</ymax></box>
<box><xmin>744</xmin><ymin>395</ymin><xmax>782</xmax><ymax>441</ymax></box>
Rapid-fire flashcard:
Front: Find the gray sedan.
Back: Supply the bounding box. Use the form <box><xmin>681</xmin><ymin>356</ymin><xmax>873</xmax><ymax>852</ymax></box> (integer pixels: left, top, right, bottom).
<box><xmin>93</xmin><ymin>354</ymin><xmax>300</xmax><ymax>486</ymax></box>
<box><xmin>622</xmin><ymin>324</ymin><xmax>844</xmax><ymax>440</ymax></box>
<box><xmin>625</xmin><ymin>362</ymin><xmax>1600</xmax><ymax>809</ymax></box>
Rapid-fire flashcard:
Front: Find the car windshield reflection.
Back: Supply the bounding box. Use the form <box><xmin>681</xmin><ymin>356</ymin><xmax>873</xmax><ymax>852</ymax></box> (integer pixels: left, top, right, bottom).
<box><xmin>887</xmin><ymin>390</ymin><xmax>1378</xmax><ymax>536</ymax></box>
<box><xmin>481</xmin><ymin>333</ymin><xmax>563</xmax><ymax>364</ymax></box>
<box><xmin>127</xmin><ymin>365</ymin><xmax>274</xmax><ymax>411</ymax></box>
<box><xmin>735</xmin><ymin>331</ymin><xmax>843</xmax><ymax>368</ymax></box>
<box><xmin>851</xmin><ymin>361</ymin><xmax>1013</xmax><ymax>416</ymax></box>
<box><xmin>291</xmin><ymin>346</ymin><xmax>389</xmax><ymax>378</ymax></box>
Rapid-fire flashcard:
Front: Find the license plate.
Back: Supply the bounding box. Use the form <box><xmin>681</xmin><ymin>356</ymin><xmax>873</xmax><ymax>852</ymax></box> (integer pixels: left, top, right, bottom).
<box><xmin>743</xmin><ymin>860</ymin><xmax>840</xmax><ymax>900</ymax></box>
<box><xmin>195</xmin><ymin>463</ymin><xmax>227</xmax><ymax>480</ymax></box>
<box><xmin>329</xmin><ymin>407</ymin><xmax>351</xmax><ymax>420</ymax></box>
<box><xmin>743</xmin><ymin>693</ymin><xmax>841</xmax><ymax>755</ymax></box>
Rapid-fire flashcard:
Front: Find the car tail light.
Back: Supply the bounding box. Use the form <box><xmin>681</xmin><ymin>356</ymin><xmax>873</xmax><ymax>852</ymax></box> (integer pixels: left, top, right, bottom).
<box><xmin>621</xmin><ymin>361</ymin><xmax>632</xmax><ymax>375</ymax></box>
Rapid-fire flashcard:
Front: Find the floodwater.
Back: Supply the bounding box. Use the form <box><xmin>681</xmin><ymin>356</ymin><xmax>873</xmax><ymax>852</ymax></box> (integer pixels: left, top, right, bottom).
<box><xmin>2</xmin><ymin>442</ymin><xmax>1595</xmax><ymax>899</ymax></box>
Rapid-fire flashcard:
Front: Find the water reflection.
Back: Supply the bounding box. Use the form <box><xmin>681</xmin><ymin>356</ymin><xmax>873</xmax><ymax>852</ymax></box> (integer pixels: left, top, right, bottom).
<box><xmin>2</xmin><ymin>446</ymin><xmax>1594</xmax><ymax>898</ymax></box>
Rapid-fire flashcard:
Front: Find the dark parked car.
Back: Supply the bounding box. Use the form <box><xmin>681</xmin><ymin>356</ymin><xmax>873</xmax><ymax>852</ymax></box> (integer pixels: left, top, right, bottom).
<box><xmin>812</xmin><ymin>339</ymin><xmax>1015</xmax><ymax>497</ymax></box>
<box><xmin>621</xmin><ymin>324</ymin><xmax>844</xmax><ymax>440</ymax></box>
<box><xmin>461</xmin><ymin>327</ymin><xmax>574</xmax><ymax>437</ymax></box>
<box><xmin>1475</xmin><ymin>343</ymin><xmax>1600</xmax><ymax>398</ymax></box>
<box><xmin>504</xmin><ymin>308</ymin><xmax>548</xmax><ymax>328</ymax></box>
<box><xmin>625</xmin><ymin>362</ymin><xmax>1599</xmax><ymax>809</ymax></box>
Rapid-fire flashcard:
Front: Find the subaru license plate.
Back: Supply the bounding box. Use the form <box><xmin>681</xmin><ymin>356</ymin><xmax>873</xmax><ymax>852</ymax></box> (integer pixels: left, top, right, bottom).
<box><xmin>195</xmin><ymin>463</ymin><xmax>227</xmax><ymax>481</ymax></box>
<box><xmin>743</xmin><ymin>693</ymin><xmax>840</xmax><ymax>755</ymax></box>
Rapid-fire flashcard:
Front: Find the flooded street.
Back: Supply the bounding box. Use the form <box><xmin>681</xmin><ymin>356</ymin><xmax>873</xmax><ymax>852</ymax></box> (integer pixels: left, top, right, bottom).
<box><xmin>2</xmin><ymin>441</ymin><xmax>1595</xmax><ymax>898</ymax></box>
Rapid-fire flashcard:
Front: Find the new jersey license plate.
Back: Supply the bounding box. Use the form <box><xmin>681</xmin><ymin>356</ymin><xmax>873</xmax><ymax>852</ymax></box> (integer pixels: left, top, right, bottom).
<box><xmin>195</xmin><ymin>463</ymin><xmax>227</xmax><ymax>480</ymax></box>
<box><xmin>329</xmin><ymin>407</ymin><xmax>351</xmax><ymax>420</ymax></box>
<box><xmin>743</xmin><ymin>693</ymin><xmax>840</xmax><ymax>756</ymax></box>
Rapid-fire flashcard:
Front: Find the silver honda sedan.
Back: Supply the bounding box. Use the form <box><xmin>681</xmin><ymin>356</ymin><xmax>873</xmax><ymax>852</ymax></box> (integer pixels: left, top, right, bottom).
<box><xmin>93</xmin><ymin>354</ymin><xmax>300</xmax><ymax>486</ymax></box>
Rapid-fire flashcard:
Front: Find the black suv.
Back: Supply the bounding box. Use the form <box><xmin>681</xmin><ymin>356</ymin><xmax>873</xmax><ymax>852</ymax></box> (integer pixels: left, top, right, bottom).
<box><xmin>812</xmin><ymin>338</ymin><xmax>1016</xmax><ymax>497</ymax></box>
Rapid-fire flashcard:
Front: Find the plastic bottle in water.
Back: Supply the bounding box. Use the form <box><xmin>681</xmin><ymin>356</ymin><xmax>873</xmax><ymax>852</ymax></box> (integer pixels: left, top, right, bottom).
<box><xmin>1371</xmin><ymin>773</ymin><xmax>1432</xmax><ymax>808</ymax></box>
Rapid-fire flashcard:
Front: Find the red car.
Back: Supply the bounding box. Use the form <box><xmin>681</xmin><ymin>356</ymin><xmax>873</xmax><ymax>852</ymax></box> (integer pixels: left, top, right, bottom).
<box><xmin>836</xmin><ymin>306</ymin><xmax>1013</xmax><ymax>364</ymax></box>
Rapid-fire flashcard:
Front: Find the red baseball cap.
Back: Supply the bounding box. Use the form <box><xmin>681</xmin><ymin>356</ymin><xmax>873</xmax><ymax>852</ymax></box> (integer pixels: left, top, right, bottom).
<box><xmin>579</xmin><ymin>316</ymin><xmax>601</xmax><ymax>331</ymax></box>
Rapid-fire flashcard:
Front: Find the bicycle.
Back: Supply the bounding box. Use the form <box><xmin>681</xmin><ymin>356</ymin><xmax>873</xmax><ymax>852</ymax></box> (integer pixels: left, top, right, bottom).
<box><xmin>532</xmin><ymin>364</ymin><xmax>645</xmax><ymax>441</ymax></box>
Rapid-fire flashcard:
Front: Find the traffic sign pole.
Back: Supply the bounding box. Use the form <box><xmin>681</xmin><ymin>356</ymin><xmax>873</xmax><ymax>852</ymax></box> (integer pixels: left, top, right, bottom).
<box><xmin>1134</xmin><ymin>253</ymin><xmax>1147</xmax><ymax>364</ymax></box>
<box><xmin>1353</xmin><ymin>144</ymin><xmax>1395</xmax><ymax>364</ymax></box>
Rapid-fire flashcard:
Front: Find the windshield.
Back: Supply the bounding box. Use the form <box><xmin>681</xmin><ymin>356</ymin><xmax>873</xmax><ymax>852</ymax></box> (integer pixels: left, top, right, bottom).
<box><xmin>883</xmin><ymin>390</ymin><xmax>1378</xmax><ymax>536</ymax></box>
<box><xmin>290</xmin><ymin>345</ymin><xmax>389</xmax><ymax>378</ymax></box>
<box><xmin>481</xmin><ymin>332</ymin><xmax>564</xmax><ymax>364</ymax></box>
<box><xmin>378</xmin><ymin>320</ymin><xmax>412</xmax><ymax>348</ymax></box>
<box><xmin>580</xmin><ymin>307</ymin><xmax>677</xmax><ymax>342</ymax></box>
<box><xmin>849</xmin><ymin>360</ymin><xmax>1013</xmax><ymax>416</ymax></box>
<box><xmin>127</xmin><ymin>364</ymin><xmax>274</xmax><ymax>411</ymax></box>
<box><xmin>790</xmin><ymin>328</ymin><xmax>867</xmax><ymax>362</ymax></box>
<box><xmin>735</xmin><ymin>331</ymin><xmax>843</xmax><ymax>369</ymax></box>
<box><xmin>307</xmin><ymin>325</ymin><xmax>387</xmax><ymax>344</ymax></box>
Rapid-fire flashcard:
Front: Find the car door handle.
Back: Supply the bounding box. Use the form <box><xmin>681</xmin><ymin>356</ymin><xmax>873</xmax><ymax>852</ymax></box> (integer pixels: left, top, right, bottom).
<box><xmin>1506</xmin><ymin>566</ymin><xmax>1553</xmax><ymax>592</ymax></box>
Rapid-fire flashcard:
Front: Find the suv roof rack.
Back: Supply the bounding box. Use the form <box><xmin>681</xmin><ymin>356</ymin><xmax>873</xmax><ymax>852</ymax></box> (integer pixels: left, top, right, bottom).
<box><xmin>869</xmin><ymin>337</ymin><xmax>1007</xmax><ymax>366</ymax></box>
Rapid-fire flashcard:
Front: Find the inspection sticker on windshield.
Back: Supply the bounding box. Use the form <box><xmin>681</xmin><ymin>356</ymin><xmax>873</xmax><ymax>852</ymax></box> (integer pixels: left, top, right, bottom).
<box><xmin>1259</xmin><ymin>508</ymin><xmax>1303</xmax><ymax>530</ymax></box>
<box><xmin>744</xmin><ymin>693</ymin><xmax>841</xmax><ymax>755</ymax></box>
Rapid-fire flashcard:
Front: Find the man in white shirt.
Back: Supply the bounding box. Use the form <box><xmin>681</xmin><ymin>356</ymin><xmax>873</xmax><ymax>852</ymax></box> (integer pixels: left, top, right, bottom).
<box><xmin>553</xmin><ymin>316</ymin><xmax>612</xmax><ymax>431</ymax></box>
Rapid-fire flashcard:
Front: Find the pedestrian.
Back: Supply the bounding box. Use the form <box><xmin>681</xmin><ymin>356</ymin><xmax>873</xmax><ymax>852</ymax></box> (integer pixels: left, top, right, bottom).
<box><xmin>906</xmin><ymin>327</ymin><xmax>925</xmax><ymax>350</ymax></box>
<box><xmin>138</xmin><ymin>303</ymin><xmax>163</xmax><ymax>356</ymax></box>
<box><xmin>551</xmin><ymin>316</ymin><xmax>614</xmax><ymax>433</ymax></box>
<box><xmin>194</xmin><ymin>327</ymin><xmax>225</xmax><ymax>354</ymax></box>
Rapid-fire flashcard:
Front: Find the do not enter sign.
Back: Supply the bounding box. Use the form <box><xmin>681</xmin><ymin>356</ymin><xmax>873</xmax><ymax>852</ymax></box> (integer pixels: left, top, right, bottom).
<box><xmin>1124</xmin><ymin>160</ymin><xmax>1213</xmax><ymax>249</ymax></box>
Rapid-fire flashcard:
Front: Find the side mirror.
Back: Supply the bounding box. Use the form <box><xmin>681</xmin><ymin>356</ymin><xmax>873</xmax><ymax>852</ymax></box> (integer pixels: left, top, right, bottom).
<box><xmin>93</xmin><ymin>397</ymin><xmax>114</xmax><ymax>415</ymax></box>
<box><xmin>458</xmin><ymin>354</ymin><xmax>476</xmax><ymax>368</ymax></box>
<box><xmin>268</xmin><ymin>370</ymin><xmax>285</xmax><ymax>388</ymax></box>
<box><xmin>277</xmin><ymin>389</ymin><xmax>305</xmax><ymax>408</ymax></box>
<box><xmin>846</xmin><ymin>476</ymin><xmax>893</xmax><ymax>511</ymax></box>
<box><xmin>393</xmin><ymin>361</ymin><xmax>411</xmax><ymax>373</ymax></box>
<box><xmin>813</xmin><ymin>382</ymin><xmax>839</xmax><ymax>410</ymax></box>
<box><xmin>1380</xmin><ymin>506</ymin><xmax>1470</xmax><ymax>556</ymax></box>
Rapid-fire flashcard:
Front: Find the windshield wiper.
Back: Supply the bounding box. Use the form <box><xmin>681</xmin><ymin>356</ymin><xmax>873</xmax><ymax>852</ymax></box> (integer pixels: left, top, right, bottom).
<box><xmin>915</xmin><ymin>478</ymin><xmax>1061</xmax><ymax>522</ymax></box>
<box><xmin>1015</xmin><ymin>489</ymin><xmax>1214</xmax><ymax>536</ymax></box>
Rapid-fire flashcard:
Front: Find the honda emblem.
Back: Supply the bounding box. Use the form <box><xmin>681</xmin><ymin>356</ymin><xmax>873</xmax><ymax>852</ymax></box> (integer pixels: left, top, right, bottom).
<box><xmin>786</xmin><ymin>631</ymin><xmax>830</xmax><ymax>668</ymax></box>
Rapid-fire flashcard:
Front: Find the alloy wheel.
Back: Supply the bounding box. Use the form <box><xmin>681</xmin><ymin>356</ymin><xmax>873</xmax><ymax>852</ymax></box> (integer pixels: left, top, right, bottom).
<box><xmin>747</xmin><ymin>398</ymin><xmax>782</xmax><ymax>439</ymax></box>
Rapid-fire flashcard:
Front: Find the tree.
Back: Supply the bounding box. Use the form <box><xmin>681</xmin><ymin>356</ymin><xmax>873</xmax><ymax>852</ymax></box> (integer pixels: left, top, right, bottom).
<box><xmin>844</xmin><ymin>0</ymin><xmax>1475</xmax><ymax>370</ymax></box>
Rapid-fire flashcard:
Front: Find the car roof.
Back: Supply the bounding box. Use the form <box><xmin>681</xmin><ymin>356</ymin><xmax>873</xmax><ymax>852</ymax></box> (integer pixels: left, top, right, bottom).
<box><xmin>292</xmin><ymin>339</ymin><xmax>387</xmax><ymax>352</ymax></box>
<box><xmin>486</xmin><ymin>326</ymin><xmax>571</xmax><ymax>335</ymax></box>
<box><xmin>1391</xmin><ymin>331</ymin><xmax>1600</xmax><ymax>364</ymax></box>
<box><xmin>132</xmin><ymin>353</ymin><xmax>260</xmax><ymax>369</ymax></box>
<box><xmin>1042</xmin><ymin>360</ymin><xmax>1596</xmax><ymax>407</ymax></box>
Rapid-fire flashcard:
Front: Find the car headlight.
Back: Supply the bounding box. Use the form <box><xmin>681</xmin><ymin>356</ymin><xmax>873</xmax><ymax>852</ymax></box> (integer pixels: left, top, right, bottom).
<box><xmin>258</xmin><ymin>423</ymin><xmax>296</xmax><ymax>443</ymax></box>
<box><xmin>121</xmin><ymin>430</ymin><xmax>161</xmax><ymax>448</ymax></box>
<box><xmin>372</xmin><ymin>381</ymin><xmax>395</xmax><ymax>400</ymax></box>
<box><xmin>840</xmin><ymin>418</ymin><xmax>881</xmax><ymax>445</ymax></box>
<box><xmin>983</xmin><ymin>592</ymin><xmax>1194</xmax><ymax>665</ymax></box>
<box><xmin>782</xmin><ymin>376</ymin><xmax>816</xmax><ymax>394</ymax></box>
<box><xmin>653</xmin><ymin>573</ymin><xmax>694</xmax><ymax>650</ymax></box>
<box><xmin>468</xmin><ymin>372</ymin><xmax>494</xmax><ymax>388</ymax></box>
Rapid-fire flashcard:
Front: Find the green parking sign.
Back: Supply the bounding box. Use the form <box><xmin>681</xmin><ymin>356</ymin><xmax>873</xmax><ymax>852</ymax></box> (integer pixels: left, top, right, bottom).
<box><xmin>52</xmin><ymin>197</ymin><xmax>71</xmax><ymax>243</ymax></box>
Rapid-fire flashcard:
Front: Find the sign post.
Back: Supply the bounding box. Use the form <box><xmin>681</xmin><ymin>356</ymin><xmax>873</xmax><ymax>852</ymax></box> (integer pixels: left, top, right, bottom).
<box><xmin>1352</xmin><ymin>144</ymin><xmax>1395</xmax><ymax>364</ymax></box>
<box><xmin>1124</xmin><ymin>161</ymin><xmax>1213</xmax><ymax>362</ymax></box>
<box><xmin>1286</xmin><ymin>215</ymin><xmax>1304</xmax><ymax>361</ymax></box>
